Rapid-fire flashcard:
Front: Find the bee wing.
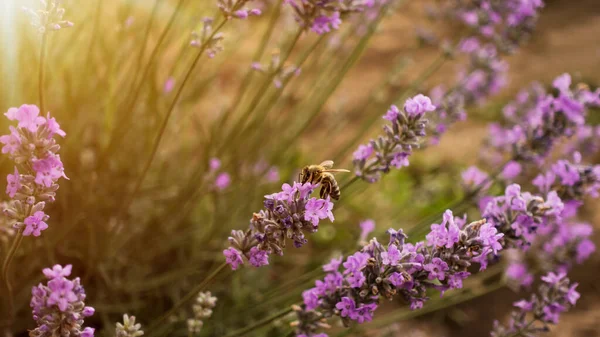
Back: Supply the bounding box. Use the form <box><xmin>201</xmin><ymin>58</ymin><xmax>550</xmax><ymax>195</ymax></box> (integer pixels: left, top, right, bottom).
<box><xmin>323</xmin><ymin>169</ymin><xmax>351</xmax><ymax>173</ymax></box>
<box><xmin>319</xmin><ymin>160</ymin><xmax>334</xmax><ymax>168</ymax></box>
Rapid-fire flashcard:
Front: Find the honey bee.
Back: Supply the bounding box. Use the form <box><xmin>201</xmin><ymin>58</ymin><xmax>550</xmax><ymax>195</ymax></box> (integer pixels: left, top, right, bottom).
<box><xmin>299</xmin><ymin>160</ymin><xmax>350</xmax><ymax>200</ymax></box>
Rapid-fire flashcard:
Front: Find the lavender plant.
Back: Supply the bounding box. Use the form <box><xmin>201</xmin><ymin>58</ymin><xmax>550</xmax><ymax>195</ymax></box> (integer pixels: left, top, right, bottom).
<box><xmin>29</xmin><ymin>265</ymin><xmax>95</xmax><ymax>337</ymax></box>
<box><xmin>292</xmin><ymin>211</ymin><xmax>503</xmax><ymax>336</ymax></box>
<box><xmin>2</xmin><ymin>0</ymin><xmax>598</xmax><ymax>335</ymax></box>
<box><xmin>116</xmin><ymin>314</ymin><xmax>145</xmax><ymax>337</ymax></box>
<box><xmin>492</xmin><ymin>272</ymin><xmax>580</xmax><ymax>337</ymax></box>
<box><xmin>225</xmin><ymin>182</ymin><xmax>334</xmax><ymax>269</ymax></box>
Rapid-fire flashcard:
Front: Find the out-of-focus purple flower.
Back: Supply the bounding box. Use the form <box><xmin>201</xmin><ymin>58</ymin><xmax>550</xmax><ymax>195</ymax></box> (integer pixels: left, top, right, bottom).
<box><xmin>285</xmin><ymin>0</ymin><xmax>369</xmax><ymax>35</ymax></box>
<box><xmin>461</xmin><ymin>166</ymin><xmax>490</xmax><ymax>193</ymax></box>
<box><xmin>210</xmin><ymin>157</ymin><xmax>221</xmax><ymax>171</ymax></box>
<box><xmin>501</xmin><ymin>161</ymin><xmax>522</xmax><ymax>180</ymax></box>
<box><xmin>492</xmin><ymin>271</ymin><xmax>578</xmax><ymax>337</ymax></box>
<box><xmin>506</xmin><ymin>262</ymin><xmax>534</xmax><ymax>288</ymax></box>
<box><xmin>352</xmin><ymin>144</ymin><xmax>373</xmax><ymax>161</ymax></box>
<box><xmin>358</xmin><ymin>219</ymin><xmax>375</xmax><ymax>244</ymax></box>
<box><xmin>164</xmin><ymin>77</ymin><xmax>175</xmax><ymax>94</ymax></box>
<box><xmin>215</xmin><ymin>172</ymin><xmax>231</xmax><ymax>190</ymax></box>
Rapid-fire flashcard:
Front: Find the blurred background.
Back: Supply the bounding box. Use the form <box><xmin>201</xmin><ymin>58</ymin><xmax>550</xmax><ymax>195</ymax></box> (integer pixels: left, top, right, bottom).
<box><xmin>0</xmin><ymin>0</ymin><xmax>599</xmax><ymax>336</ymax></box>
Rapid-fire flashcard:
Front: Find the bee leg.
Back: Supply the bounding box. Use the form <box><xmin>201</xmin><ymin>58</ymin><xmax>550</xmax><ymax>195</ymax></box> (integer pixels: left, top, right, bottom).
<box><xmin>320</xmin><ymin>184</ymin><xmax>329</xmax><ymax>199</ymax></box>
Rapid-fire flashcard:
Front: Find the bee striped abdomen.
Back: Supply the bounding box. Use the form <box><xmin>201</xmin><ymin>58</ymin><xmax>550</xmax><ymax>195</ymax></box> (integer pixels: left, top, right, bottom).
<box><xmin>321</xmin><ymin>174</ymin><xmax>340</xmax><ymax>200</ymax></box>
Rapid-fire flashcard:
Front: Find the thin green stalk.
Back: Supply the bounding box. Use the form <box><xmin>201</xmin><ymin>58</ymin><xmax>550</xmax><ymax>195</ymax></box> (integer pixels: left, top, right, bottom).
<box><xmin>147</xmin><ymin>262</ymin><xmax>228</xmax><ymax>332</ymax></box>
<box><xmin>102</xmin><ymin>0</ymin><xmax>185</xmax><ymax>160</ymax></box>
<box><xmin>213</xmin><ymin>0</ymin><xmax>283</xmax><ymax>133</ymax></box>
<box><xmin>219</xmin><ymin>29</ymin><xmax>304</xmax><ymax>152</ymax></box>
<box><xmin>39</xmin><ymin>31</ymin><xmax>48</xmax><ymax>113</ymax></box>
<box><xmin>224</xmin><ymin>306</ymin><xmax>296</xmax><ymax>337</ymax></box>
<box><xmin>128</xmin><ymin>0</ymin><xmax>163</xmax><ymax>93</ymax></box>
<box><xmin>110</xmin><ymin>18</ymin><xmax>227</xmax><ymax>253</ymax></box>
<box><xmin>83</xmin><ymin>0</ymin><xmax>103</xmax><ymax>76</ymax></box>
<box><xmin>239</xmin><ymin>35</ymin><xmax>325</xmax><ymax>146</ymax></box>
<box><xmin>1</xmin><ymin>229</ymin><xmax>24</xmax><ymax>323</ymax></box>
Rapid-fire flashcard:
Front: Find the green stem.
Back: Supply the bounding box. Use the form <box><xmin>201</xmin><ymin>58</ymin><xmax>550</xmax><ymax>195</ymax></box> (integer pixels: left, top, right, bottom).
<box><xmin>39</xmin><ymin>31</ymin><xmax>48</xmax><ymax>113</ymax></box>
<box><xmin>1</xmin><ymin>229</ymin><xmax>24</xmax><ymax>323</ymax></box>
<box><xmin>147</xmin><ymin>262</ymin><xmax>228</xmax><ymax>332</ymax></box>
<box><xmin>111</xmin><ymin>18</ymin><xmax>228</xmax><ymax>249</ymax></box>
<box><xmin>224</xmin><ymin>306</ymin><xmax>295</xmax><ymax>337</ymax></box>
<box><xmin>213</xmin><ymin>0</ymin><xmax>283</xmax><ymax>133</ymax></box>
<box><xmin>102</xmin><ymin>0</ymin><xmax>185</xmax><ymax>161</ymax></box>
<box><xmin>219</xmin><ymin>29</ymin><xmax>304</xmax><ymax>152</ymax></box>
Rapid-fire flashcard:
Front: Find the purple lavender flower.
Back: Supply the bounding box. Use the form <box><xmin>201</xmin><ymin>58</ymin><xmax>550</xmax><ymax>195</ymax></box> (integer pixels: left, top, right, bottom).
<box><xmin>448</xmin><ymin>0</ymin><xmax>544</xmax><ymax>52</ymax></box>
<box><xmin>484</xmin><ymin>74</ymin><xmax>599</xmax><ymax>164</ymax></box>
<box><xmin>492</xmin><ymin>271</ymin><xmax>579</xmax><ymax>337</ymax></box>
<box><xmin>284</xmin><ymin>0</ymin><xmax>369</xmax><ymax>35</ymax></box>
<box><xmin>428</xmin><ymin>40</ymin><xmax>507</xmax><ymax>144</ymax></box>
<box><xmin>225</xmin><ymin>182</ymin><xmax>335</xmax><ymax>269</ymax></box>
<box><xmin>215</xmin><ymin>172</ymin><xmax>231</xmax><ymax>190</ymax></box>
<box><xmin>461</xmin><ymin>166</ymin><xmax>490</xmax><ymax>193</ymax></box>
<box><xmin>506</xmin><ymin>262</ymin><xmax>534</xmax><ymax>288</ymax></box>
<box><xmin>292</xmin><ymin>211</ymin><xmax>502</xmax><ymax>336</ymax></box>
<box><xmin>29</xmin><ymin>264</ymin><xmax>94</xmax><ymax>336</ymax></box>
<box><xmin>2</xmin><ymin>105</ymin><xmax>67</xmax><ymax>237</ymax></box>
<box><xmin>482</xmin><ymin>184</ymin><xmax>563</xmax><ymax>249</ymax></box>
<box><xmin>358</xmin><ymin>219</ymin><xmax>375</xmax><ymax>245</ymax></box>
<box><xmin>217</xmin><ymin>0</ymin><xmax>262</xmax><ymax>20</ymax></box>
<box><xmin>353</xmin><ymin>95</ymin><xmax>434</xmax><ymax>182</ymax></box>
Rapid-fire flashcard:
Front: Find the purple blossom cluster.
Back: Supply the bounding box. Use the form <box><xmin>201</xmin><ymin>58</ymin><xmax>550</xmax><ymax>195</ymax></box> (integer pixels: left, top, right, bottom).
<box><xmin>428</xmin><ymin>38</ymin><xmax>508</xmax><ymax>144</ymax></box>
<box><xmin>492</xmin><ymin>272</ymin><xmax>579</xmax><ymax>337</ymax></box>
<box><xmin>217</xmin><ymin>0</ymin><xmax>262</xmax><ymax>19</ymax></box>
<box><xmin>191</xmin><ymin>18</ymin><xmax>225</xmax><ymax>59</ymax></box>
<box><xmin>292</xmin><ymin>210</ymin><xmax>503</xmax><ymax>336</ymax></box>
<box><xmin>485</xmin><ymin>74</ymin><xmax>600</xmax><ymax>165</ymax></box>
<box><xmin>352</xmin><ymin>94</ymin><xmax>435</xmax><ymax>182</ymax></box>
<box><xmin>505</xmin><ymin>157</ymin><xmax>598</xmax><ymax>287</ymax></box>
<box><xmin>29</xmin><ymin>265</ymin><xmax>95</xmax><ymax>337</ymax></box>
<box><xmin>224</xmin><ymin>182</ymin><xmax>334</xmax><ymax>270</ymax></box>
<box><xmin>251</xmin><ymin>50</ymin><xmax>301</xmax><ymax>89</ymax></box>
<box><xmin>449</xmin><ymin>0</ymin><xmax>544</xmax><ymax>52</ymax></box>
<box><xmin>1</xmin><ymin>104</ymin><xmax>67</xmax><ymax>237</ymax></box>
<box><xmin>482</xmin><ymin>184</ymin><xmax>564</xmax><ymax>251</ymax></box>
<box><xmin>284</xmin><ymin>0</ymin><xmax>375</xmax><ymax>35</ymax></box>
<box><xmin>533</xmin><ymin>156</ymin><xmax>600</xmax><ymax>201</ymax></box>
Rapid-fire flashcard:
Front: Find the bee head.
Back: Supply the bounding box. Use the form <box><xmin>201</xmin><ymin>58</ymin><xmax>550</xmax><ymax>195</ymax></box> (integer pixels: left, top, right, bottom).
<box><xmin>300</xmin><ymin>166</ymin><xmax>310</xmax><ymax>183</ymax></box>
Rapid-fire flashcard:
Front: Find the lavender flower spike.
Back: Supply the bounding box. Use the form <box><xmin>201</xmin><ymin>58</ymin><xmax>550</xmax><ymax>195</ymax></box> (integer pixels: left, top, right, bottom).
<box><xmin>187</xmin><ymin>291</ymin><xmax>218</xmax><ymax>334</ymax></box>
<box><xmin>492</xmin><ymin>272</ymin><xmax>579</xmax><ymax>337</ymax></box>
<box><xmin>482</xmin><ymin>184</ymin><xmax>564</xmax><ymax>251</ymax></box>
<box><xmin>353</xmin><ymin>94</ymin><xmax>435</xmax><ymax>183</ymax></box>
<box><xmin>116</xmin><ymin>314</ymin><xmax>144</xmax><ymax>337</ymax></box>
<box><xmin>1</xmin><ymin>105</ymin><xmax>67</xmax><ymax>237</ymax></box>
<box><xmin>30</xmin><ymin>265</ymin><xmax>95</xmax><ymax>337</ymax></box>
<box><xmin>285</xmin><ymin>0</ymin><xmax>371</xmax><ymax>35</ymax></box>
<box><xmin>224</xmin><ymin>182</ymin><xmax>335</xmax><ymax>270</ymax></box>
<box><xmin>292</xmin><ymin>211</ymin><xmax>502</xmax><ymax>336</ymax></box>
